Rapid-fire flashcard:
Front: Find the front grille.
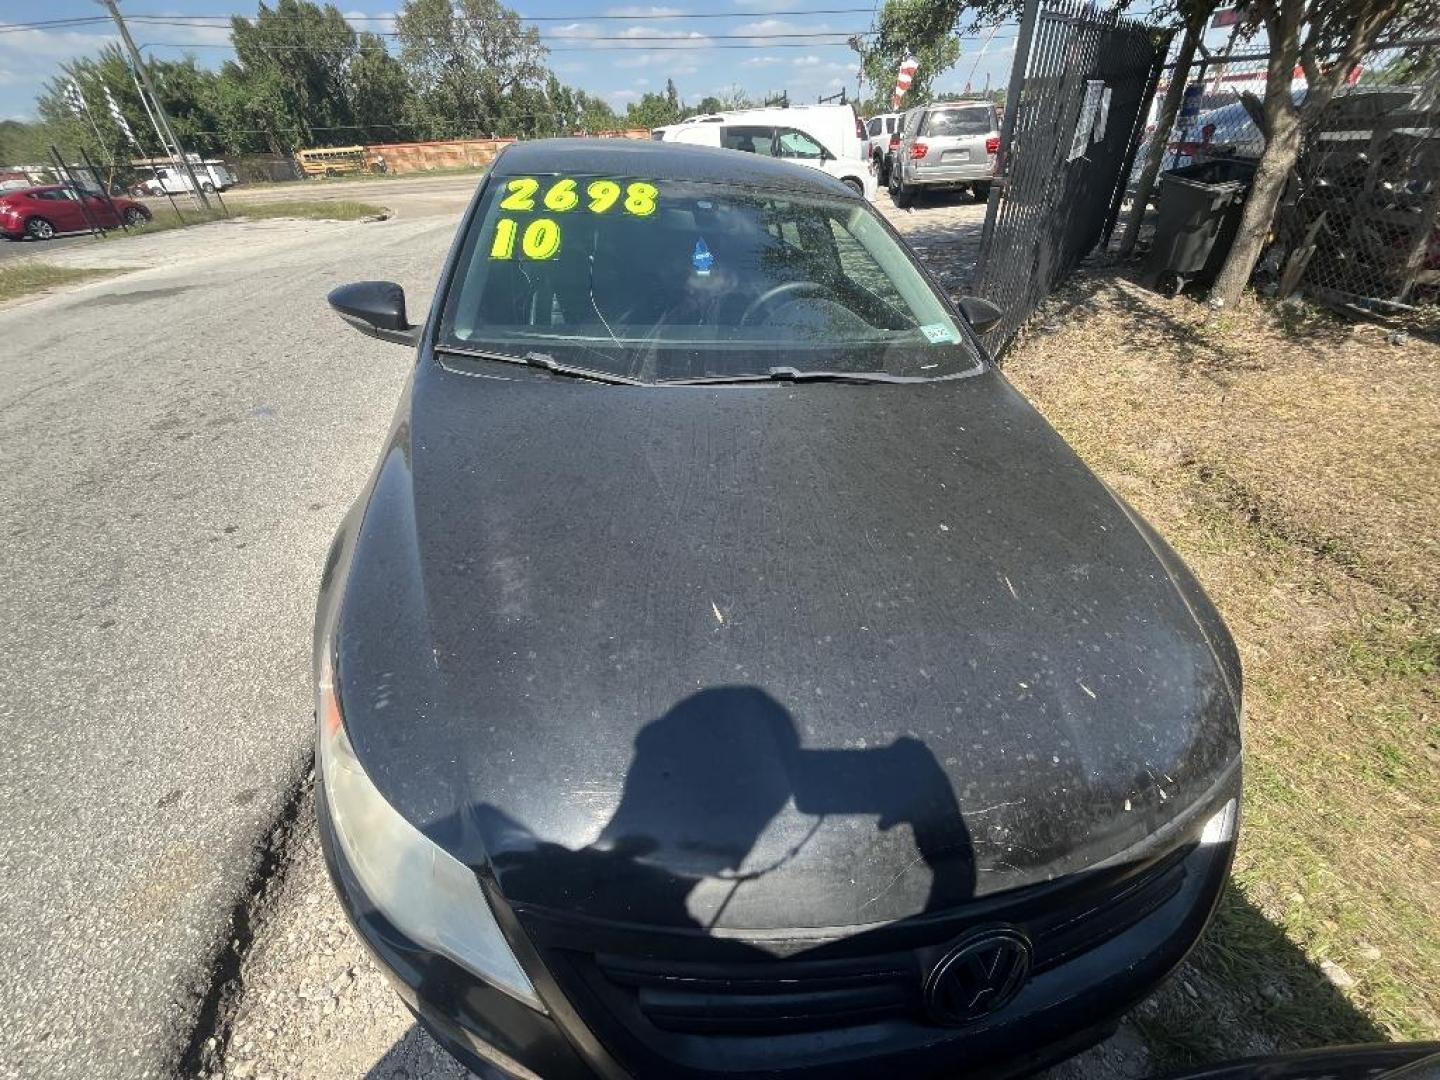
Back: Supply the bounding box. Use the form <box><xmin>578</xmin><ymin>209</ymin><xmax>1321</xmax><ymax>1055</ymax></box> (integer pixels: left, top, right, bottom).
<box><xmin>525</xmin><ymin>845</ymin><xmax>1190</xmax><ymax>1051</ymax></box>
<box><xmin>588</xmin><ymin>849</ymin><xmax>1185</xmax><ymax>1037</ymax></box>
<box><xmin>596</xmin><ymin>950</ymin><xmax>919</xmax><ymax>1034</ymax></box>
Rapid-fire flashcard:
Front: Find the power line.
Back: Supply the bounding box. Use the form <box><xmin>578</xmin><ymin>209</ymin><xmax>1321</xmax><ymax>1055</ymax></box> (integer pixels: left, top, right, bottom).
<box><xmin>127</xmin><ymin>20</ymin><xmax>874</xmax><ymax>43</ymax></box>
<box><xmin>121</xmin><ymin>7</ymin><xmax>881</xmax><ymax>23</ymax></box>
<box><xmin>0</xmin><ymin>17</ymin><xmax>113</xmax><ymax>34</ymax></box>
<box><xmin>137</xmin><ymin>38</ymin><xmax>869</xmax><ymax>53</ymax></box>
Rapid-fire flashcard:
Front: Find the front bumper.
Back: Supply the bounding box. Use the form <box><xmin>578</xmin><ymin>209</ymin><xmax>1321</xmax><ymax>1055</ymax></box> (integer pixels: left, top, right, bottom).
<box><xmin>320</xmin><ymin>775</ymin><xmax>1238</xmax><ymax>1080</ymax></box>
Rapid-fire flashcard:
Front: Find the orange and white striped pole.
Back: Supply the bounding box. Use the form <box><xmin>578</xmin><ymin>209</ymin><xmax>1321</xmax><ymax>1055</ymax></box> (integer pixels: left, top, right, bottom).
<box><xmin>892</xmin><ymin>56</ymin><xmax>919</xmax><ymax>109</ymax></box>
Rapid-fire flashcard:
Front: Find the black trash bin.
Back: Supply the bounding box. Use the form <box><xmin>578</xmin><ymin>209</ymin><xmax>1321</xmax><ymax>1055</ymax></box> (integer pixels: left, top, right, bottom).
<box><xmin>1146</xmin><ymin>158</ymin><xmax>1257</xmax><ymax>296</ymax></box>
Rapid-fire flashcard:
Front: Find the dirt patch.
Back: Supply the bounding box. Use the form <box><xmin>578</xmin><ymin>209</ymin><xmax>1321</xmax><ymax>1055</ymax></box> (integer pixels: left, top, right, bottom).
<box><xmin>1003</xmin><ymin>271</ymin><xmax>1440</xmax><ymax>1060</ymax></box>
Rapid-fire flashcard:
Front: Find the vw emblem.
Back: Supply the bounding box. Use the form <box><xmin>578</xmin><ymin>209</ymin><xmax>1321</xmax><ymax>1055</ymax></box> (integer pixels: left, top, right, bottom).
<box><xmin>923</xmin><ymin>927</ymin><xmax>1032</xmax><ymax>1026</ymax></box>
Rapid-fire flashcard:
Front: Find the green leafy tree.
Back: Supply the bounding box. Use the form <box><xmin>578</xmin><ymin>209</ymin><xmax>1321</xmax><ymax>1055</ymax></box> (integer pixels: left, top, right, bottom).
<box><xmin>1208</xmin><ymin>0</ymin><xmax>1439</xmax><ymax>307</ymax></box>
<box><xmin>395</xmin><ymin>0</ymin><xmax>548</xmax><ymax>139</ymax></box>
<box><xmin>578</xmin><ymin>94</ymin><xmax>620</xmax><ymax>132</ymax></box>
<box><xmin>0</xmin><ymin>119</ymin><xmax>70</xmax><ymax>164</ymax></box>
<box><xmin>225</xmin><ymin>0</ymin><xmax>367</xmax><ymax>150</ymax></box>
<box><xmin>349</xmin><ymin>32</ymin><xmax>414</xmax><ymax>142</ymax></box>
<box><xmin>852</xmin><ymin>0</ymin><xmax>964</xmax><ymax>111</ymax></box>
<box><xmin>625</xmin><ymin>90</ymin><xmax>683</xmax><ymax>129</ymax></box>
<box><xmin>34</xmin><ymin>45</ymin><xmax>224</xmax><ymax>165</ymax></box>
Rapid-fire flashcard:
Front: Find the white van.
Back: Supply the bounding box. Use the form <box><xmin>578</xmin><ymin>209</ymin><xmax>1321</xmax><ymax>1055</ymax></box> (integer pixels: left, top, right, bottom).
<box><xmin>138</xmin><ymin>159</ymin><xmax>237</xmax><ymax>195</ymax></box>
<box><xmin>662</xmin><ymin>115</ymin><xmax>877</xmax><ymax>200</ymax></box>
<box><xmin>676</xmin><ymin>104</ymin><xmax>868</xmax><ymax>164</ymax></box>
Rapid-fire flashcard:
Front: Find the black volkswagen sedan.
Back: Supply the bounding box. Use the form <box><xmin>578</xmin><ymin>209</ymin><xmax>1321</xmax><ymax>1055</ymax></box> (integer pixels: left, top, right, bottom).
<box><xmin>315</xmin><ymin>139</ymin><xmax>1242</xmax><ymax>1080</ymax></box>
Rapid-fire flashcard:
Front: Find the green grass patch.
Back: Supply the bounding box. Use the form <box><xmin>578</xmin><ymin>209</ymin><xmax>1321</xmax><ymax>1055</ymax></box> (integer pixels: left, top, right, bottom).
<box><xmin>0</xmin><ymin>262</ymin><xmax>120</xmax><ymax>303</ymax></box>
<box><xmin>1344</xmin><ymin>610</ymin><xmax>1439</xmax><ymax>683</ymax></box>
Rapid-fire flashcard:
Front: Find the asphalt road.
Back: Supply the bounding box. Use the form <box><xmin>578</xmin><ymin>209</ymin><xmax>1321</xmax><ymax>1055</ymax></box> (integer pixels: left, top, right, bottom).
<box><xmin>0</xmin><ymin>232</ymin><xmax>99</xmax><ymax>263</ymax></box>
<box><xmin>0</xmin><ymin>202</ymin><xmax>459</xmax><ymax>1078</ymax></box>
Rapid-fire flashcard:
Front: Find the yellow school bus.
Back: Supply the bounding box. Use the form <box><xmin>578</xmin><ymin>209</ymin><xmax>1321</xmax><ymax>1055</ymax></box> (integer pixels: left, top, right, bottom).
<box><xmin>296</xmin><ymin>145</ymin><xmax>385</xmax><ymax>179</ymax></box>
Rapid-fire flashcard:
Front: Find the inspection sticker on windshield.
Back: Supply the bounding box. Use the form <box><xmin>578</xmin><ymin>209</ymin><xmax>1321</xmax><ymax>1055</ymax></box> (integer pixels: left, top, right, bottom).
<box><xmin>920</xmin><ymin>323</ymin><xmax>955</xmax><ymax>344</ymax></box>
<box><xmin>692</xmin><ymin>238</ymin><xmax>714</xmax><ymax>275</ymax></box>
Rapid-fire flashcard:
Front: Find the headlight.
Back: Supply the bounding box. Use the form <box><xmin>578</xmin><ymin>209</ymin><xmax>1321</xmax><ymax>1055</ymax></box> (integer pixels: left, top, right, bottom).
<box><xmin>318</xmin><ymin>653</ymin><xmax>543</xmax><ymax>1011</ymax></box>
<box><xmin>1198</xmin><ymin>797</ymin><xmax>1238</xmax><ymax>846</ymax></box>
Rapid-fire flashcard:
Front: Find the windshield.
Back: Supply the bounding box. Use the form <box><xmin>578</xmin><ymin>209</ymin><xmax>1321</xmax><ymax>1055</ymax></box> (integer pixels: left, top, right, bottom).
<box><xmin>920</xmin><ymin>107</ymin><xmax>994</xmax><ymax>138</ymax></box>
<box><xmin>438</xmin><ymin>174</ymin><xmax>981</xmax><ymax>384</ymax></box>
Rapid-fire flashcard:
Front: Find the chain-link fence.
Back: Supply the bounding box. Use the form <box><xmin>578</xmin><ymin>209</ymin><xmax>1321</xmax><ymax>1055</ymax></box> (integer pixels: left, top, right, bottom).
<box><xmin>1126</xmin><ymin>38</ymin><xmax>1439</xmax><ymax>314</ymax></box>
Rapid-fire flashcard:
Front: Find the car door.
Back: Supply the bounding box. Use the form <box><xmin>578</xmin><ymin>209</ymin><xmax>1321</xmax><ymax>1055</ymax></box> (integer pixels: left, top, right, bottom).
<box><xmin>773</xmin><ymin>127</ymin><xmax>830</xmax><ymax>177</ymax></box>
<box><xmin>83</xmin><ymin>190</ymin><xmax>119</xmax><ymax>227</ymax></box>
<box><xmin>34</xmin><ymin>189</ymin><xmax>86</xmax><ymax>232</ymax></box>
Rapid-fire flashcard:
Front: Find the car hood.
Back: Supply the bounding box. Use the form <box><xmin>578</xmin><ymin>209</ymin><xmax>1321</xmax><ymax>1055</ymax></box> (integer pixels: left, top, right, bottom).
<box><xmin>334</xmin><ymin>357</ymin><xmax>1241</xmax><ymax>933</ymax></box>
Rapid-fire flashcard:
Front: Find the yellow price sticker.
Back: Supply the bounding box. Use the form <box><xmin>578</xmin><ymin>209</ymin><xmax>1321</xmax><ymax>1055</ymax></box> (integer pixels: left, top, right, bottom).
<box><xmin>488</xmin><ymin>176</ymin><xmax>662</xmax><ymax>260</ymax></box>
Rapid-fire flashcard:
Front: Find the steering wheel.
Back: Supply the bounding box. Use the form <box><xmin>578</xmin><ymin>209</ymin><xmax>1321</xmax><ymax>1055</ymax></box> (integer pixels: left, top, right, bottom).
<box><xmin>739</xmin><ymin>280</ymin><xmax>831</xmax><ymax>325</ymax></box>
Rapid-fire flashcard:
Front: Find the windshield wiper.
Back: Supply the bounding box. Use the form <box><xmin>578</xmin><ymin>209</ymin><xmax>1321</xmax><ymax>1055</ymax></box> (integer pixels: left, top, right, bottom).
<box><xmin>670</xmin><ymin>366</ymin><xmax>923</xmax><ymax>386</ymax></box>
<box><xmin>435</xmin><ymin>345</ymin><xmax>643</xmax><ymax>385</ymax></box>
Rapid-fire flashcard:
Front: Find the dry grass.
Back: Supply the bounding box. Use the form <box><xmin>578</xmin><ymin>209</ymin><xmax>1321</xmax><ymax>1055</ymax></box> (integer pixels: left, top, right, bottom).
<box><xmin>132</xmin><ymin>199</ymin><xmax>387</xmax><ymax>234</ymax></box>
<box><xmin>1003</xmin><ymin>274</ymin><xmax>1440</xmax><ymax>1057</ymax></box>
<box><xmin>0</xmin><ymin>262</ymin><xmax>121</xmax><ymax>303</ymax></box>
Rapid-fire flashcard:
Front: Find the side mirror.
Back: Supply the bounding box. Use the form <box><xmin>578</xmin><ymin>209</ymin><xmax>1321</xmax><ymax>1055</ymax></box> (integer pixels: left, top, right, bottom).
<box><xmin>327</xmin><ymin>280</ymin><xmax>419</xmax><ymax>346</ymax></box>
<box><xmin>958</xmin><ymin>295</ymin><xmax>1004</xmax><ymax>334</ymax></box>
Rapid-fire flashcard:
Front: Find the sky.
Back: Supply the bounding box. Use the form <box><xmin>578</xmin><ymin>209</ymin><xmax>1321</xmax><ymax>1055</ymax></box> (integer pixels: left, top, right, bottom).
<box><xmin>0</xmin><ymin>1</ymin><xmax>1028</xmax><ymax>123</ymax></box>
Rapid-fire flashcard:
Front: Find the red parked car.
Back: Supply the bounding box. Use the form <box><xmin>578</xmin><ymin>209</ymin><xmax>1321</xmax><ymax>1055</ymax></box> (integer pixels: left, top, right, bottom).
<box><xmin>0</xmin><ymin>185</ymin><xmax>151</xmax><ymax>241</ymax></box>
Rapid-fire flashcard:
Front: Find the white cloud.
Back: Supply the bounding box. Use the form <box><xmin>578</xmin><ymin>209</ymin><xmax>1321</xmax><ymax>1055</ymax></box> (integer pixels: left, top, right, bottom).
<box><xmin>792</xmin><ymin>54</ymin><xmax>822</xmax><ymax>66</ymax></box>
<box><xmin>730</xmin><ymin>0</ymin><xmax>803</xmax><ymax>9</ymax></box>
<box><xmin>605</xmin><ymin>4</ymin><xmax>687</xmax><ymax>15</ymax></box>
<box><xmin>742</xmin><ymin>55</ymin><xmax>783</xmax><ymax>66</ymax></box>
<box><xmin>617</xmin><ymin>25</ymin><xmax>707</xmax><ymax>41</ymax></box>
<box><xmin>634</xmin><ymin>77</ymin><xmax>650</xmax><ymax>85</ymax></box>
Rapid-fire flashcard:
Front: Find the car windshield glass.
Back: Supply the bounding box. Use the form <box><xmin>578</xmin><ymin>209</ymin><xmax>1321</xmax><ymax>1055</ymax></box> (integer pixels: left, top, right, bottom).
<box><xmin>920</xmin><ymin>107</ymin><xmax>993</xmax><ymax>137</ymax></box>
<box><xmin>438</xmin><ymin>175</ymin><xmax>981</xmax><ymax>384</ymax></box>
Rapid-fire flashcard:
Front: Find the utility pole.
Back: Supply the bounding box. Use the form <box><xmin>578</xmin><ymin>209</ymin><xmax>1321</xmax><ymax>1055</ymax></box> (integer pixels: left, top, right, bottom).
<box><xmin>96</xmin><ymin>0</ymin><xmax>211</xmax><ymax>210</ymax></box>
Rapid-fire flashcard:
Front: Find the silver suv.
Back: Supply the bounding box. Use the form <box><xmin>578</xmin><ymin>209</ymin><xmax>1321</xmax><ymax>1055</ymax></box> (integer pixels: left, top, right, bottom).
<box><xmin>889</xmin><ymin>101</ymin><xmax>1000</xmax><ymax>207</ymax></box>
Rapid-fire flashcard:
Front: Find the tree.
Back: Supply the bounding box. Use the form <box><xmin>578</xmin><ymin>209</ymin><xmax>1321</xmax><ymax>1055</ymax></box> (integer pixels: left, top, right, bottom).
<box><xmin>349</xmin><ymin>32</ymin><xmax>414</xmax><ymax>142</ymax></box>
<box><xmin>395</xmin><ymin>0</ymin><xmax>548</xmax><ymax>139</ymax></box>
<box><xmin>0</xmin><ymin>119</ymin><xmax>68</xmax><ymax>164</ymax></box>
<box><xmin>578</xmin><ymin>94</ymin><xmax>620</xmax><ymax>133</ymax></box>
<box><xmin>852</xmin><ymin>0</ymin><xmax>965</xmax><ymax>110</ymax></box>
<box><xmin>625</xmin><ymin>90</ymin><xmax>683</xmax><ymax>129</ymax></box>
<box><xmin>224</xmin><ymin>0</ymin><xmax>367</xmax><ymax>151</ymax></box>
<box><xmin>1208</xmin><ymin>0</ymin><xmax>1438</xmax><ymax>308</ymax></box>
<box><xmin>34</xmin><ymin>45</ymin><xmax>224</xmax><ymax>163</ymax></box>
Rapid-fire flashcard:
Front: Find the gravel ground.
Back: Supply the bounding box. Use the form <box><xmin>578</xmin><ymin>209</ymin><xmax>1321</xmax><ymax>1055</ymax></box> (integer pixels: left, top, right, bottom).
<box><xmin>207</xmin><ymin>188</ymin><xmax>1162</xmax><ymax>1080</ymax></box>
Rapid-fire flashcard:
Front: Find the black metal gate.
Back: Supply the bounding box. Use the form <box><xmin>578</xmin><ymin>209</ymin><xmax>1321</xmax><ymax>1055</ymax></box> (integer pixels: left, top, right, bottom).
<box><xmin>972</xmin><ymin>0</ymin><xmax>1166</xmax><ymax>354</ymax></box>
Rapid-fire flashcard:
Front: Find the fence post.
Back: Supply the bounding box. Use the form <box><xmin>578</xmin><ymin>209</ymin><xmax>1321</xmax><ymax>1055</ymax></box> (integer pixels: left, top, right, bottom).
<box><xmin>1102</xmin><ymin>30</ymin><xmax>1171</xmax><ymax>250</ymax></box>
<box><xmin>49</xmin><ymin>146</ymin><xmax>106</xmax><ymax>239</ymax></box>
<box><xmin>79</xmin><ymin>146</ymin><xmax>131</xmax><ymax>232</ymax></box>
<box><xmin>975</xmin><ymin>0</ymin><xmax>1042</xmax><ymax>290</ymax></box>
